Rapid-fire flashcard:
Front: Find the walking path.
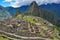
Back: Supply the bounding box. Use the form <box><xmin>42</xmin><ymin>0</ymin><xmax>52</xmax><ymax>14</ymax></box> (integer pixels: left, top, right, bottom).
<box><xmin>0</xmin><ymin>30</ymin><xmax>51</xmax><ymax>40</ymax></box>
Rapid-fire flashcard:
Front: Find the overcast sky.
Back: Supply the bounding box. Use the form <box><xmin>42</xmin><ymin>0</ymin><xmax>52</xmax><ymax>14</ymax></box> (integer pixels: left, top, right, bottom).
<box><xmin>0</xmin><ymin>0</ymin><xmax>60</xmax><ymax>8</ymax></box>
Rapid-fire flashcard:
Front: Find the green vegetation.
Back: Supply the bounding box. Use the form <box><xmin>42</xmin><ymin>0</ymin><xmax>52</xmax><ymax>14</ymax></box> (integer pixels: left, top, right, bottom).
<box><xmin>40</xmin><ymin>26</ymin><xmax>48</xmax><ymax>30</ymax></box>
<box><xmin>14</xmin><ymin>9</ymin><xmax>22</xmax><ymax>17</ymax></box>
<box><xmin>0</xmin><ymin>36</ymin><xmax>8</xmax><ymax>40</ymax></box>
<box><xmin>53</xmin><ymin>25</ymin><xmax>60</xmax><ymax>37</ymax></box>
<box><xmin>24</xmin><ymin>16</ymin><xmax>38</xmax><ymax>24</ymax></box>
<box><xmin>56</xmin><ymin>19</ymin><xmax>60</xmax><ymax>27</ymax></box>
<box><xmin>20</xmin><ymin>30</ymin><xmax>27</xmax><ymax>32</ymax></box>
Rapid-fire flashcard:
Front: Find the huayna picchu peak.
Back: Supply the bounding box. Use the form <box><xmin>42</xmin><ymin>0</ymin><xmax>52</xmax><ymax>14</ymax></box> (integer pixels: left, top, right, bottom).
<box><xmin>0</xmin><ymin>1</ymin><xmax>60</xmax><ymax>40</ymax></box>
<box><xmin>30</xmin><ymin>1</ymin><xmax>39</xmax><ymax>8</ymax></box>
<box><xmin>25</xmin><ymin>1</ymin><xmax>41</xmax><ymax>16</ymax></box>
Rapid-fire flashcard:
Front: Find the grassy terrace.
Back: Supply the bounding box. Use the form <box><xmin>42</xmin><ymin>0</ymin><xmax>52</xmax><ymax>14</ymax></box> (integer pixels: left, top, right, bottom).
<box><xmin>0</xmin><ymin>36</ymin><xmax>8</xmax><ymax>40</ymax></box>
<box><xmin>24</xmin><ymin>16</ymin><xmax>39</xmax><ymax>24</ymax></box>
<box><xmin>0</xmin><ymin>15</ymin><xmax>59</xmax><ymax>40</ymax></box>
<box><xmin>24</xmin><ymin>16</ymin><xmax>60</xmax><ymax>36</ymax></box>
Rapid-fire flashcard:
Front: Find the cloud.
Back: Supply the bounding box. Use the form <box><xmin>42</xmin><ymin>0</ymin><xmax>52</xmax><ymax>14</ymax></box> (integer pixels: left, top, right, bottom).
<box><xmin>4</xmin><ymin>0</ymin><xmax>12</xmax><ymax>2</ymax></box>
<box><xmin>10</xmin><ymin>0</ymin><xmax>33</xmax><ymax>8</ymax></box>
<box><xmin>3</xmin><ymin>0</ymin><xmax>60</xmax><ymax>8</ymax></box>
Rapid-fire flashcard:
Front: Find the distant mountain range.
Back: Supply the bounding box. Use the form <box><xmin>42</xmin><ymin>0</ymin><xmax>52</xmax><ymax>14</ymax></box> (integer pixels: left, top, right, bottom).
<box><xmin>6</xmin><ymin>3</ymin><xmax>60</xmax><ymax>18</ymax></box>
<box><xmin>0</xmin><ymin>6</ymin><xmax>12</xmax><ymax>21</ymax></box>
<box><xmin>6</xmin><ymin>6</ymin><xmax>28</xmax><ymax>16</ymax></box>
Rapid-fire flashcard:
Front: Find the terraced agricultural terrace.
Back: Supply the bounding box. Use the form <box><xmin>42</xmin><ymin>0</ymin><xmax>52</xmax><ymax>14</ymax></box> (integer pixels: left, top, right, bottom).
<box><xmin>0</xmin><ymin>15</ymin><xmax>59</xmax><ymax>40</ymax></box>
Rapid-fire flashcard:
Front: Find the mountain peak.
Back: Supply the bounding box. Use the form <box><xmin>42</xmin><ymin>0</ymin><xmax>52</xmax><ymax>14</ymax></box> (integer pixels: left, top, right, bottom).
<box><xmin>30</xmin><ymin>1</ymin><xmax>38</xmax><ymax>8</ymax></box>
<box><xmin>31</xmin><ymin>1</ymin><xmax>37</xmax><ymax>5</ymax></box>
<box><xmin>25</xmin><ymin>1</ymin><xmax>41</xmax><ymax>16</ymax></box>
